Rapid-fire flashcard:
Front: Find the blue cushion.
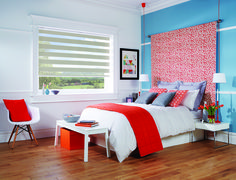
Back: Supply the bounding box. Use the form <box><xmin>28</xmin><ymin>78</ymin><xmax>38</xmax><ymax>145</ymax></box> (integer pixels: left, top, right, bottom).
<box><xmin>179</xmin><ymin>81</ymin><xmax>207</xmax><ymax>110</ymax></box>
<box><xmin>157</xmin><ymin>81</ymin><xmax>181</xmax><ymax>90</ymax></box>
<box><xmin>135</xmin><ymin>92</ymin><xmax>158</xmax><ymax>104</ymax></box>
<box><xmin>152</xmin><ymin>92</ymin><xmax>176</xmax><ymax>107</ymax></box>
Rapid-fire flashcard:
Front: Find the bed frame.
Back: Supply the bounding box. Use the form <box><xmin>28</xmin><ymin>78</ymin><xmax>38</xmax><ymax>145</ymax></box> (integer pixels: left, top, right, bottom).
<box><xmin>90</xmin><ymin>128</ymin><xmax>204</xmax><ymax>155</ymax></box>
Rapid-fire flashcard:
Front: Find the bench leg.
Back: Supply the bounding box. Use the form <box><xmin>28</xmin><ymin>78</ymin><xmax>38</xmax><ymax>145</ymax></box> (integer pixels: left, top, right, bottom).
<box><xmin>105</xmin><ymin>129</ymin><xmax>110</xmax><ymax>158</ymax></box>
<box><xmin>84</xmin><ymin>134</ymin><xmax>88</xmax><ymax>162</ymax></box>
<box><xmin>54</xmin><ymin>125</ymin><xmax>59</xmax><ymax>146</ymax></box>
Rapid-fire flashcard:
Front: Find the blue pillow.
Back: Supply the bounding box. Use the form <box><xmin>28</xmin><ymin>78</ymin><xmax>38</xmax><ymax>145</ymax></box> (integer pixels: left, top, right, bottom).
<box><xmin>157</xmin><ymin>81</ymin><xmax>181</xmax><ymax>90</ymax></box>
<box><xmin>135</xmin><ymin>92</ymin><xmax>158</xmax><ymax>104</ymax></box>
<box><xmin>152</xmin><ymin>92</ymin><xmax>176</xmax><ymax>107</ymax></box>
<box><xmin>179</xmin><ymin>81</ymin><xmax>207</xmax><ymax>110</ymax></box>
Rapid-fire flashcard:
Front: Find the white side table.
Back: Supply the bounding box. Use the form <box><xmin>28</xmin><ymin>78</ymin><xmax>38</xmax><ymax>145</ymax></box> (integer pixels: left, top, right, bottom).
<box><xmin>54</xmin><ymin>120</ymin><xmax>110</xmax><ymax>162</ymax></box>
<box><xmin>194</xmin><ymin>121</ymin><xmax>230</xmax><ymax>148</ymax></box>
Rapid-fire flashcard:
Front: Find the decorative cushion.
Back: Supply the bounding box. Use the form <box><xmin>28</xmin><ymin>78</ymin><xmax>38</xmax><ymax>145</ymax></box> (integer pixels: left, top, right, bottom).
<box><xmin>157</xmin><ymin>81</ymin><xmax>181</xmax><ymax>90</ymax></box>
<box><xmin>169</xmin><ymin>90</ymin><xmax>188</xmax><ymax>107</ymax></box>
<box><xmin>3</xmin><ymin>99</ymin><xmax>31</xmax><ymax>122</ymax></box>
<box><xmin>149</xmin><ymin>87</ymin><xmax>167</xmax><ymax>94</ymax></box>
<box><xmin>181</xmin><ymin>90</ymin><xmax>200</xmax><ymax>110</ymax></box>
<box><xmin>135</xmin><ymin>92</ymin><xmax>158</xmax><ymax>104</ymax></box>
<box><xmin>152</xmin><ymin>92</ymin><xmax>176</xmax><ymax>107</ymax></box>
<box><xmin>179</xmin><ymin>81</ymin><xmax>207</xmax><ymax>110</ymax></box>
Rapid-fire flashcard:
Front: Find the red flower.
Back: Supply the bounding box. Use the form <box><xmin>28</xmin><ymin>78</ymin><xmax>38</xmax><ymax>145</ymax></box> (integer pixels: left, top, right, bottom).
<box><xmin>210</xmin><ymin>103</ymin><xmax>215</xmax><ymax>106</ymax></box>
<box><xmin>219</xmin><ymin>104</ymin><xmax>224</xmax><ymax>107</ymax></box>
<box><xmin>205</xmin><ymin>105</ymin><xmax>209</xmax><ymax>110</ymax></box>
<box><xmin>215</xmin><ymin>107</ymin><xmax>218</xmax><ymax>109</ymax></box>
<box><xmin>199</xmin><ymin>105</ymin><xmax>204</xmax><ymax>109</ymax></box>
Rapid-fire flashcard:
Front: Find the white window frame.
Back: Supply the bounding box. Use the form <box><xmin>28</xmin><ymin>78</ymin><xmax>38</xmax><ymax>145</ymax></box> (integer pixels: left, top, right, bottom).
<box><xmin>31</xmin><ymin>15</ymin><xmax>118</xmax><ymax>103</ymax></box>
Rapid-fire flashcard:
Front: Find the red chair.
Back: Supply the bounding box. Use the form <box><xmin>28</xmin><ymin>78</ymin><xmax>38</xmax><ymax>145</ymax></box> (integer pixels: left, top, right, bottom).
<box><xmin>3</xmin><ymin>99</ymin><xmax>40</xmax><ymax>148</ymax></box>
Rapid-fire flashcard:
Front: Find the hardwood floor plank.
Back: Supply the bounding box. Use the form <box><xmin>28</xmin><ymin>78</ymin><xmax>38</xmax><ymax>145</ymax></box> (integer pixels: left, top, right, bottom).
<box><xmin>0</xmin><ymin>138</ymin><xmax>236</xmax><ymax>180</ymax></box>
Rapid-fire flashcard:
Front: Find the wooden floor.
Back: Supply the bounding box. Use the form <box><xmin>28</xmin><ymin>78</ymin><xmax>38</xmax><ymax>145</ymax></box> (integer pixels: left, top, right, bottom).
<box><xmin>0</xmin><ymin>138</ymin><xmax>236</xmax><ymax>180</ymax></box>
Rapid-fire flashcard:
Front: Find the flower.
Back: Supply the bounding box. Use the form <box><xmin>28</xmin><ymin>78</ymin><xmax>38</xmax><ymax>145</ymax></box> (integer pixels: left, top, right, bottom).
<box><xmin>198</xmin><ymin>103</ymin><xmax>224</xmax><ymax>115</ymax></box>
<box><xmin>43</xmin><ymin>82</ymin><xmax>51</xmax><ymax>89</ymax></box>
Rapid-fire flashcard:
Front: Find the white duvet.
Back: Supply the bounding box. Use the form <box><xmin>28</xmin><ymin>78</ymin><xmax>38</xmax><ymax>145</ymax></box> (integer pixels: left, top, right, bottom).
<box><xmin>80</xmin><ymin>103</ymin><xmax>195</xmax><ymax>162</ymax></box>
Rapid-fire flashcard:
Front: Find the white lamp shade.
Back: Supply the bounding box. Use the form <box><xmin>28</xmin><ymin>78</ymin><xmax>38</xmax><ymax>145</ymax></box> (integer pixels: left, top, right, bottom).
<box><xmin>140</xmin><ymin>74</ymin><xmax>149</xmax><ymax>82</ymax></box>
<box><xmin>213</xmin><ymin>73</ymin><xmax>226</xmax><ymax>83</ymax></box>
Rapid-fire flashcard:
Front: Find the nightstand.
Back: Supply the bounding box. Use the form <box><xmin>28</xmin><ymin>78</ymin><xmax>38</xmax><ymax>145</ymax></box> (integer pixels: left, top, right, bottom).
<box><xmin>194</xmin><ymin>121</ymin><xmax>230</xmax><ymax>148</ymax></box>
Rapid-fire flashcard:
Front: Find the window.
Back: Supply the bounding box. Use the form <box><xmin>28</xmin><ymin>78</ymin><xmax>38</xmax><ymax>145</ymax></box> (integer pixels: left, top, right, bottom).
<box><xmin>37</xmin><ymin>27</ymin><xmax>113</xmax><ymax>94</ymax></box>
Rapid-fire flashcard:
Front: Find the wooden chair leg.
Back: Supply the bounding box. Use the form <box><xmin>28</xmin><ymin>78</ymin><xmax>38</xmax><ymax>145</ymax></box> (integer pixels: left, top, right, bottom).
<box><xmin>8</xmin><ymin>125</ymin><xmax>17</xmax><ymax>144</ymax></box>
<box><xmin>27</xmin><ymin>125</ymin><xmax>33</xmax><ymax>141</ymax></box>
<box><xmin>28</xmin><ymin>125</ymin><xmax>38</xmax><ymax>145</ymax></box>
<box><xmin>12</xmin><ymin>126</ymin><xmax>19</xmax><ymax>149</ymax></box>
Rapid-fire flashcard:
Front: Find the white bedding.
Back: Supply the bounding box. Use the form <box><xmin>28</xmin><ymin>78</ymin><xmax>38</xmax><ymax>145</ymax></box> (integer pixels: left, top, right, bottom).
<box><xmin>80</xmin><ymin>103</ymin><xmax>195</xmax><ymax>162</ymax></box>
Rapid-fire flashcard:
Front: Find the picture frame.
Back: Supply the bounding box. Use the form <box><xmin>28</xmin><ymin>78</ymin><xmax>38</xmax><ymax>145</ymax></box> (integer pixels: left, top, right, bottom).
<box><xmin>126</xmin><ymin>97</ymin><xmax>133</xmax><ymax>103</ymax></box>
<box><xmin>120</xmin><ymin>48</ymin><xmax>139</xmax><ymax>80</ymax></box>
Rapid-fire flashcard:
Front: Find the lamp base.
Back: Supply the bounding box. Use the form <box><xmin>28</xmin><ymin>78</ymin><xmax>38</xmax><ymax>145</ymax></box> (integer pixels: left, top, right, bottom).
<box><xmin>215</xmin><ymin>120</ymin><xmax>221</xmax><ymax>123</ymax></box>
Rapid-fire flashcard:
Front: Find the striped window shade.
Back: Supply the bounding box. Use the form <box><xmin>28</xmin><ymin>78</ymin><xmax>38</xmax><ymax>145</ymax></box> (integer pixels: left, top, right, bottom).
<box><xmin>38</xmin><ymin>28</ymin><xmax>111</xmax><ymax>78</ymax></box>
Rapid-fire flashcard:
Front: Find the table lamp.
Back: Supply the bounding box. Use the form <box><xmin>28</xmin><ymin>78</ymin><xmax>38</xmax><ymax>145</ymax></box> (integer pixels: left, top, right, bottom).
<box><xmin>213</xmin><ymin>73</ymin><xmax>226</xmax><ymax>123</ymax></box>
<box><xmin>139</xmin><ymin>74</ymin><xmax>149</xmax><ymax>96</ymax></box>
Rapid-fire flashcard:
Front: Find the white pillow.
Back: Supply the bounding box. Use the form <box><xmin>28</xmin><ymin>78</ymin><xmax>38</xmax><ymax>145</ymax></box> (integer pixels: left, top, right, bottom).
<box><xmin>181</xmin><ymin>89</ymin><xmax>199</xmax><ymax>110</ymax></box>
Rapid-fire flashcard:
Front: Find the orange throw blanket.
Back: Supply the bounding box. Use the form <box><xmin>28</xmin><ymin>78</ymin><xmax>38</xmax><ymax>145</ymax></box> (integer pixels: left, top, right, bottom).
<box><xmin>87</xmin><ymin>103</ymin><xmax>163</xmax><ymax>157</ymax></box>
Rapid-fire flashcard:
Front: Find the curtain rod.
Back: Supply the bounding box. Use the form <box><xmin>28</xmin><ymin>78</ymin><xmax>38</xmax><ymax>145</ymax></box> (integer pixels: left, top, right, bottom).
<box><xmin>147</xmin><ymin>20</ymin><xmax>222</xmax><ymax>38</ymax></box>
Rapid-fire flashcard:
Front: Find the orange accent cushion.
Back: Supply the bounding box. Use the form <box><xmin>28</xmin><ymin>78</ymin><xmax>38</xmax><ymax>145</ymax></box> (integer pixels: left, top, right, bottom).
<box><xmin>168</xmin><ymin>90</ymin><xmax>188</xmax><ymax>107</ymax></box>
<box><xmin>3</xmin><ymin>99</ymin><xmax>31</xmax><ymax>122</ymax></box>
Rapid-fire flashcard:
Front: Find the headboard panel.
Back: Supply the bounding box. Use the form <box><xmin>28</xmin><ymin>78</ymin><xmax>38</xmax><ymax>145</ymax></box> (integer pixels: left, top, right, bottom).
<box><xmin>151</xmin><ymin>22</ymin><xmax>217</xmax><ymax>104</ymax></box>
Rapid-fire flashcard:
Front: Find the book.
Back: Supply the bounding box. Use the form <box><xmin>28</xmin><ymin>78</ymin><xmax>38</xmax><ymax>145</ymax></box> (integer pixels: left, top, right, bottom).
<box><xmin>79</xmin><ymin>120</ymin><xmax>96</xmax><ymax>123</ymax></box>
<box><xmin>75</xmin><ymin>122</ymin><xmax>99</xmax><ymax>127</ymax></box>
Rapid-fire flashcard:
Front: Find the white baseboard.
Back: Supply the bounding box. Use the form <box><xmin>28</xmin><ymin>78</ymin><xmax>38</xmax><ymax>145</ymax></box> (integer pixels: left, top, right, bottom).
<box><xmin>0</xmin><ymin>128</ymin><xmax>55</xmax><ymax>143</ymax></box>
<box><xmin>208</xmin><ymin>131</ymin><xmax>236</xmax><ymax>145</ymax></box>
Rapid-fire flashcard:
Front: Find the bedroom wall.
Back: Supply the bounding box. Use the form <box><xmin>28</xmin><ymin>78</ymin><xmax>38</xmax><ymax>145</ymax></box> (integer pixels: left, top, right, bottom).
<box><xmin>141</xmin><ymin>0</ymin><xmax>236</xmax><ymax>135</ymax></box>
<box><xmin>0</xmin><ymin>0</ymin><xmax>141</xmax><ymax>142</ymax></box>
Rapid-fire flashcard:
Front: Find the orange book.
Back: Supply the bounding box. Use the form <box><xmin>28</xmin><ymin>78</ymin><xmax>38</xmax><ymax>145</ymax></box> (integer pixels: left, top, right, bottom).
<box><xmin>75</xmin><ymin>122</ymin><xmax>99</xmax><ymax>127</ymax></box>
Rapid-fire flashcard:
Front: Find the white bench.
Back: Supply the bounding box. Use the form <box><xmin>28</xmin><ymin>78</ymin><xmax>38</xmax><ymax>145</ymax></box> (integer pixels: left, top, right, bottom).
<box><xmin>54</xmin><ymin>120</ymin><xmax>110</xmax><ymax>162</ymax></box>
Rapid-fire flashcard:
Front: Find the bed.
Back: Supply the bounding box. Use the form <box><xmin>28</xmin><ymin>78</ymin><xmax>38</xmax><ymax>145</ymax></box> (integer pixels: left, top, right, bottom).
<box><xmin>80</xmin><ymin>80</ymin><xmax>207</xmax><ymax>162</ymax></box>
<box><xmin>80</xmin><ymin>103</ymin><xmax>198</xmax><ymax>162</ymax></box>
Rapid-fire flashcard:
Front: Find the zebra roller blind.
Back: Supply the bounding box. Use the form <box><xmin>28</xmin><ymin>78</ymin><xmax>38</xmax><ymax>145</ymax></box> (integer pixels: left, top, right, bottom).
<box><xmin>38</xmin><ymin>28</ymin><xmax>111</xmax><ymax>78</ymax></box>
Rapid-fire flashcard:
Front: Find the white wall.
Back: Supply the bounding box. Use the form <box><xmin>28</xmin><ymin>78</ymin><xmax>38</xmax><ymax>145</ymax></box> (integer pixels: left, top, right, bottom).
<box><xmin>0</xmin><ymin>0</ymin><xmax>141</xmax><ymax>142</ymax></box>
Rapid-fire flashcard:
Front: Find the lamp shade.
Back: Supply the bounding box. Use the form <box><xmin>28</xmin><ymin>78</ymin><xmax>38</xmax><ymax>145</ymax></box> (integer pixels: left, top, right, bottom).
<box><xmin>213</xmin><ymin>73</ymin><xmax>226</xmax><ymax>83</ymax></box>
<box><xmin>140</xmin><ymin>74</ymin><xmax>149</xmax><ymax>82</ymax></box>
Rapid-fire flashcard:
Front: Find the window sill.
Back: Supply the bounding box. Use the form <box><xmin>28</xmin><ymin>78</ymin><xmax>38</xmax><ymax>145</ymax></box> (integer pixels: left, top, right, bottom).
<box><xmin>30</xmin><ymin>92</ymin><xmax>118</xmax><ymax>103</ymax></box>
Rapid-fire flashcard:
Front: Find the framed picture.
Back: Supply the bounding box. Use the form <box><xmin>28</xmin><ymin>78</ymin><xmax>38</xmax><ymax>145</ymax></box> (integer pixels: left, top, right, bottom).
<box><xmin>120</xmin><ymin>48</ymin><xmax>139</xmax><ymax>80</ymax></box>
<box><xmin>126</xmin><ymin>97</ymin><xmax>133</xmax><ymax>103</ymax></box>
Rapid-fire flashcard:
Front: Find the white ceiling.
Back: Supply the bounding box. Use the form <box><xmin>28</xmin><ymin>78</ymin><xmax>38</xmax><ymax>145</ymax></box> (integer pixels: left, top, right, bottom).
<box><xmin>84</xmin><ymin>0</ymin><xmax>190</xmax><ymax>14</ymax></box>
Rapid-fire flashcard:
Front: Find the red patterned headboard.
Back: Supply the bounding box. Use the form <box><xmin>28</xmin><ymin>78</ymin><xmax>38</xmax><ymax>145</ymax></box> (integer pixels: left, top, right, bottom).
<box><xmin>151</xmin><ymin>22</ymin><xmax>216</xmax><ymax>103</ymax></box>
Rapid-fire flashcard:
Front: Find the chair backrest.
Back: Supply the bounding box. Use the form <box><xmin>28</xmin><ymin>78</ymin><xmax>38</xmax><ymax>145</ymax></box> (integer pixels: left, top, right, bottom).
<box><xmin>3</xmin><ymin>99</ymin><xmax>32</xmax><ymax>123</ymax></box>
<box><xmin>3</xmin><ymin>99</ymin><xmax>40</xmax><ymax>125</ymax></box>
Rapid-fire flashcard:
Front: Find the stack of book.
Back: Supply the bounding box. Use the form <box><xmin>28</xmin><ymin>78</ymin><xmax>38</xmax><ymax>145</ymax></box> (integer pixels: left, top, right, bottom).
<box><xmin>75</xmin><ymin>120</ymin><xmax>99</xmax><ymax>127</ymax></box>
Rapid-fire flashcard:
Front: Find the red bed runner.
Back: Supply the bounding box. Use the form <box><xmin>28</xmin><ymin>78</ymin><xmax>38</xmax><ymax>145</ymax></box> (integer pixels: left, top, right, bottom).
<box><xmin>87</xmin><ymin>103</ymin><xmax>163</xmax><ymax>157</ymax></box>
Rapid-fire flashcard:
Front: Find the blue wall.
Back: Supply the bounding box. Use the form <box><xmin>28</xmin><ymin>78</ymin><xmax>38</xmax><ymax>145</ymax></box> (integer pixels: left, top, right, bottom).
<box><xmin>141</xmin><ymin>0</ymin><xmax>236</xmax><ymax>132</ymax></box>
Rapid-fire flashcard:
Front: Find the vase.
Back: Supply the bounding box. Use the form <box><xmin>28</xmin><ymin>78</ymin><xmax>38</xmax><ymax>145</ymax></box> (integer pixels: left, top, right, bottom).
<box><xmin>208</xmin><ymin>115</ymin><xmax>215</xmax><ymax>123</ymax></box>
<box><xmin>45</xmin><ymin>88</ymin><xmax>50</xmax><ymax>95</ymax></box>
